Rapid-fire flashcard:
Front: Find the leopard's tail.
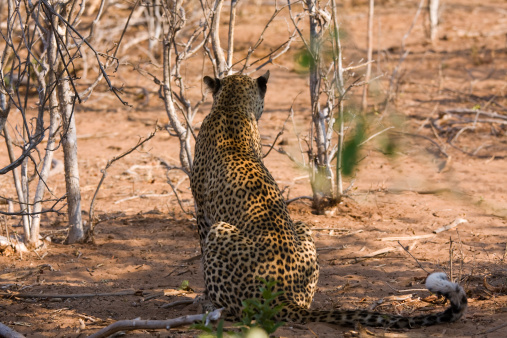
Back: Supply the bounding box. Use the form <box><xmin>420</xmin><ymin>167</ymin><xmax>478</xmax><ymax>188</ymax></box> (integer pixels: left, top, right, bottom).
<box><xmin>283</xmin><ymin>273</ymin><xmax>467</xmax><ymax>329</ymax></box>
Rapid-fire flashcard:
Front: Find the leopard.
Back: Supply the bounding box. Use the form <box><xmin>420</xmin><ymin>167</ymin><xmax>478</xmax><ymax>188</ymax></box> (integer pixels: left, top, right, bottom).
<box><xmin>189</xmin><ymin>71</ymin><xmax>467</xmax><ymax>328</ymax></box>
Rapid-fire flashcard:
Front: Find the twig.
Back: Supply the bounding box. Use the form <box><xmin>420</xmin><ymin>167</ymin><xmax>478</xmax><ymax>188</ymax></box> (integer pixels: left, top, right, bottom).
<box><xmin>88</xmin><ymin>127</ymin><xmax>159</xmax><ymax>239</ymax></box>
<box><xmin>383</xmin><ymin>282</ymin><xmax>427</xmax><ymax>293</ymax></box>
<box><xmin>160</xmin><ymin>299</ymin><xmax>195</xmax><ymax>309</ymax></box>
<box><xmin>0</xmin><ymin>195</ymin><xmax>67</xmax><ymax>216</ymax></box>
<box><xmin>157</xmin><ymin>158</ymin><xmax>193</xmax><ymax>216</ymax></box>
<box><xmin>0</xmin><ymin>322</ymin><xmax>26</xmax><ymax>338</ymax></box>
<box><xmin>0</xmin><ymin>290</ymin><xmax>140</xmax><ymax>299</ymax></box>
<box><xmin>445</xmin><ymin>108</ymin><xmax>507</xmax><ymax>121</ymax></box>
<box><xmin>88</xmin><ymin>308</ymin><xmax>224</xmax><ymax>338</ymax></box>
<box><xmin>287</xmin><ymin>0</ymin><xmax>312</xmax><ymax>61</ymax></box>
<box><xmin>290</xmin><ymin>100</ymin><xmax>306</xmax><ymax>166</ymax></box>
<box><xmin>356</xmin><ymin>247</ymin><xmax>396</xmax><ymax>258</ymax></box>
<box><xmin>239</xmin><ymin>1</ymin><xmax>299</xmax><ymax>73</ymax></box>
<box><xmin>380</xmin><ymin>234</ymin><xmax>434</xmax><ymax>241</ymax></box>
<box><xmin>391</xmin><ymin>131</ymin><xmax>449</xmax><ymax>158</ymax></box>
<box><xmin>446</xmin><ymin>118</ymin><xmax>507</xmax><ymax>126</ymax></box>
<box><xmin>433</xmin><ymin>218</ymin><xmax>468</xmax><ymax>234</ymax></box>
<box><xmin>449</xmin><ymin>236</ymin><xmax>454</xmax><ymax>281</ymax></box>
<box><xmin>286</xmin><ymin>196</ymin><xmax>313</xmax><ymax>205</ymax></box>
<box><xmin>263</xmin><ymin>106</ymin><xmax>294</xmax><ymax>158</ymax></box>
<box><xmin>483</xmin><ymin>276</ymin><xmax>507</xmax><ymax>293</ymax></box>
<box><xmin>480</xmin><ymin>322</ymin><xmax>507</xmax><ymax>335</ymax></box>
<box><xmin>272</xmin><ymin>147</ymin><xmax>305</xmax><ymax>168</ymax></box>
<box><xmin>312</xmin><ymin>228</ymin><xmax>352</xmax><ymax>231</ymax></box>
<box><xmin>397</xmin><ymin>240</ymin><xmax>429</xmax><ymax>274</ymax></box>
<box><xmin>38</xmin><ymin>0</ymin><xmax>131</xmax><ymax>106</ymax></box>
<box><xmin>447</xmin><ymin>141</ymin><xmax>505</xmax><ymax>160</ymax></box>
<box><xmin>210</xmin><ymin>0</ymin><xmax>227</xmax><ymax>76</ymax></box>
<box><xmin>361</xmin><ymin>0</ymin><xmax>374</xmax><ymax>111</ymax></box>
<box><xmin>226</xmin><ymin>0</ymin><xmax>238</xmax><ymax>74</ymax></box>
<box><xmin>321</xmin><ymin>246</ymin><xmax>396</xmax><ymax>257</ymax></box>
<box><xmin>0</xmin><ymin>130</ymin><xmax>45</xmax><ymax>175</ymax></box>
<box><xmin>166</xmin><ymin>174</ymin><xmax>193</xmax><ymax>216</ymax></box>
<box><xmin>114</xmin><ymin>193</ymin><xmax>175</xmax><ymax>205</ymax></box>
<box><xmin>456</xmin><ymin>229</ymin><xmax>465</xmax><ymax>282</ymax></box>
<box><xmin>359</xmin><ymin>126</ymin><xmax>394</xmax><ymax>146</ymax></box>
<box><xmin>383</xmin><ymin>0</ymin><xmax>425</xmax><ymax>115</ymax></box>
<box><xmin>343</xmin><ymin>60</ymin><xmax>375</xmax><ymax>72</ymax></box>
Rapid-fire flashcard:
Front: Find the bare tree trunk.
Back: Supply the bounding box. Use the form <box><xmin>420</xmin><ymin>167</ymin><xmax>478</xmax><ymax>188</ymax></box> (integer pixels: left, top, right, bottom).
<box><xmin>4</xmin><ymin>128</ymin><xmax>31</xmax><ymax>241</ymax></box>
<box><xmin>30</xmin><ymin>18</ymin><xmax>61</xmax><ymax>246</ymax></box>
<box><xmin>330</xmin><ymin>0</ymin><xmax>345</xmax><ymax>198</ymax></box>
<box><xmin>30</xmin><ymin>106</ymin><xmax>60</xmax><ymax>244</ymax></box>
<box><xmin>20</xmin><ymin>146</ymin><xmax>31</xmax><ymax>226</ymax></box>
<box><xmin>361</xmin><ymin>0</ymin><xmax>374</xmax><ymax>112</ymax></box>
<box><xmin>49</xmin><ymin>2</ymin><xmax>84</xmax><ymax>244</ymax></box>
<box><xmin>147</xmin><ymin>0</ymin><xmax>163</xmax><ymax>52</ymax></box>
<box><xmin>211</xmin><ymin>0</ymin><xmax>227</xmax><ymax>77</ymax></box>
<box><xmin>162</xmin><ymin>37</ymin><xmax>192</xmax><ymax>174</ymax></box>
<box><xmin>0</xmin><ymin>92</ymin><xmax>8</xmax><ymax>132</ymax></box>
<box><xmin>226</xmin><ymin>0</ymin><xmax>239</xmax><ymax>75</ymax></box>
<box><xmin>428</xmin><ymin>0</ymin><xmax>439</xmax><ymax>43</ymax></box>
<box><xmin>307</xmin><ymin>0</ymin><xmax>333</xmax><ymax>206</ymax></box>
<box><xmin>60</xmin><ymin>75</ymin><xmax>84</xmax><ymax>244</ymax></box>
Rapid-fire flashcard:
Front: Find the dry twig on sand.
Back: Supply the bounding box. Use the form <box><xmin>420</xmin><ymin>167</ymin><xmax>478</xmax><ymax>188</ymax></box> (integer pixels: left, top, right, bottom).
<box><xmin>380</xmin><ymin>234</ymin><xmax>434</xmax><ymax>241</ymax></box>
<box><xmin>161</xmin><ymin>299</ymin><xmax>195</xmax><ymax>309</ymax></box>
<box><xmin>433</xmin><ymin>218</ymin><xmax>468</xmax><ymax>234</ymax></box>
<box><xmin>87</xmin><ymin>308</ymin><xmax>223</xmax><ymax>338</ymax></box>
<box><xmin>483</xmin><ymin>276</ymin><xmax>507</xmax><ymax>294</ymax></box>
<box><xmin>480</xmin><ymin>322</ymin><xmax>507</xmax><ymax>335</ymax></box>
<box><xmin>0</xmin><ymin>290</ymin><xmax>141</xmax><ymax>300</ymax></box>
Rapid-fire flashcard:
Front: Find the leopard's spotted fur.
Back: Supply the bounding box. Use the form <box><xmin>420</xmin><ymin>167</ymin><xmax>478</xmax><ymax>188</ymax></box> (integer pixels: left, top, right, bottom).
<box><xmin>190</xmin><ymin>72</ymin><xmax>467</xmax><ymax>328</ymax></box>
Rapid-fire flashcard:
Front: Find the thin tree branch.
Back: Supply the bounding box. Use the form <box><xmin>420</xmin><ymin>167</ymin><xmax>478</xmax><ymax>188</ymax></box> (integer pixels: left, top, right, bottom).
<box><xmin>397</xmin><ymin>240</ymin><xmax>430</xmax><ymax>274</ymax></box>
<box><xmin>210</xmin><ymin>0</ymin><xmax>226</xmax><ymax>76</ymax></box>
<box><xmin>88</xmin><ymin>126</ymin><xmax>159</xmax><ymax>240</ymax></box>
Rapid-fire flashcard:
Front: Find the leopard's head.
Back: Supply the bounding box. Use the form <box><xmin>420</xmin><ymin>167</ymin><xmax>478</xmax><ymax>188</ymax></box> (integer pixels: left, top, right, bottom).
<box><xmin>204</xmin><ymin>71</ymin><xmax>269</xmax><ymax>121</ymax></box>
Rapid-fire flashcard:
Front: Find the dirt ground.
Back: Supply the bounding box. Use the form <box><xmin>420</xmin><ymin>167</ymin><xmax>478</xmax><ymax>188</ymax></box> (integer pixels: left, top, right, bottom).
<box><xmin>1</xmin><ymin>0</ymin><xmax>507</xmax><ymax>337</ymax></box>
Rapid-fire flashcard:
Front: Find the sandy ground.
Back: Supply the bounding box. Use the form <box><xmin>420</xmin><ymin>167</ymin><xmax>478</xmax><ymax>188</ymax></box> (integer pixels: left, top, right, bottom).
<box><xmin>1</xmin><ymin>0</ymin><xmax>507</xmax><ymax>337</ymax></box>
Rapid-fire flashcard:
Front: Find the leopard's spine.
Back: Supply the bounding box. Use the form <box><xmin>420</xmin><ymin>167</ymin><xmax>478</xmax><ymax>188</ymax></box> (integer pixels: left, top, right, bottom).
<box><xmin>280</xmin><ymin>273</ymin><xmax>467</xmax><ymax>328</ymax></box>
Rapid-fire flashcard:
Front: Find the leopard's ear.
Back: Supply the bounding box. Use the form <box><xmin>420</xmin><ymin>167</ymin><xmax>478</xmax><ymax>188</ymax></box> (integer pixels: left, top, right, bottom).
<box><xmin>204</xmin><ymin>76</ymin><xmax>221</xmax><ymax>95</ymax></box>
<box><xmin>257</xmin><ymin>71</ymin><xmax>269</xmax><ymax>97</ymax></box>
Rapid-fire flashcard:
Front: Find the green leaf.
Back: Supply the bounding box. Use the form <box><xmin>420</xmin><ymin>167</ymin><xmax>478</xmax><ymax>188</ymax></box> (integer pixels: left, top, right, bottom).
<box><xmin>341</xmin><ymin>122</ymin><xmax>365</xmax><ymax>176</ymax></box>
<box><xmin>179</xmin><ymin>279</ymin><xmax>191</xmax><ymax>291</ymax></box>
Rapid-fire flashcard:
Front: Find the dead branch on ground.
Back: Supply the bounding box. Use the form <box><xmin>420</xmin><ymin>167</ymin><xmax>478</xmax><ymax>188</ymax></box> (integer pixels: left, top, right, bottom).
<box><xmin>88</xmin><ymin>308</ymin><xmax>223</xmax><ymax>338</ymax></box>
<box><xmin>0</xmin><ymin>322</ymin><xmax>25</xmax><ymax>338</ymax></box>
<box><xmin>430</xmin><ymin>108</ymin><xmax>506</xmax><ymax>159</ymax></box>
<box><xmin>480</xmin><ymin>322</ymin><xmax>507</xmax><ymax>335</ymax></box>
<box><xmin>361</xmin><ymin>0</ymin><xmax>374</xmax><ymax>111</ymax></box>
<box><xmin>483</xmin><ymin>276</ymin><xmax>507</xmax><ymax>294</ymax></box>
<box><xmin>161</xmin><ymin>299</ymin><xmax>195</xmax><ymax>309</ymax></box>
<box><xmin>433</xmin><ymin>218</ymin><xmax>467</xmax><ymax>234</ymax></box>
<box><xmin>0</xmin><ymin>290</ymin><xmax>141</xmax><ymax>299</ymax></box>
